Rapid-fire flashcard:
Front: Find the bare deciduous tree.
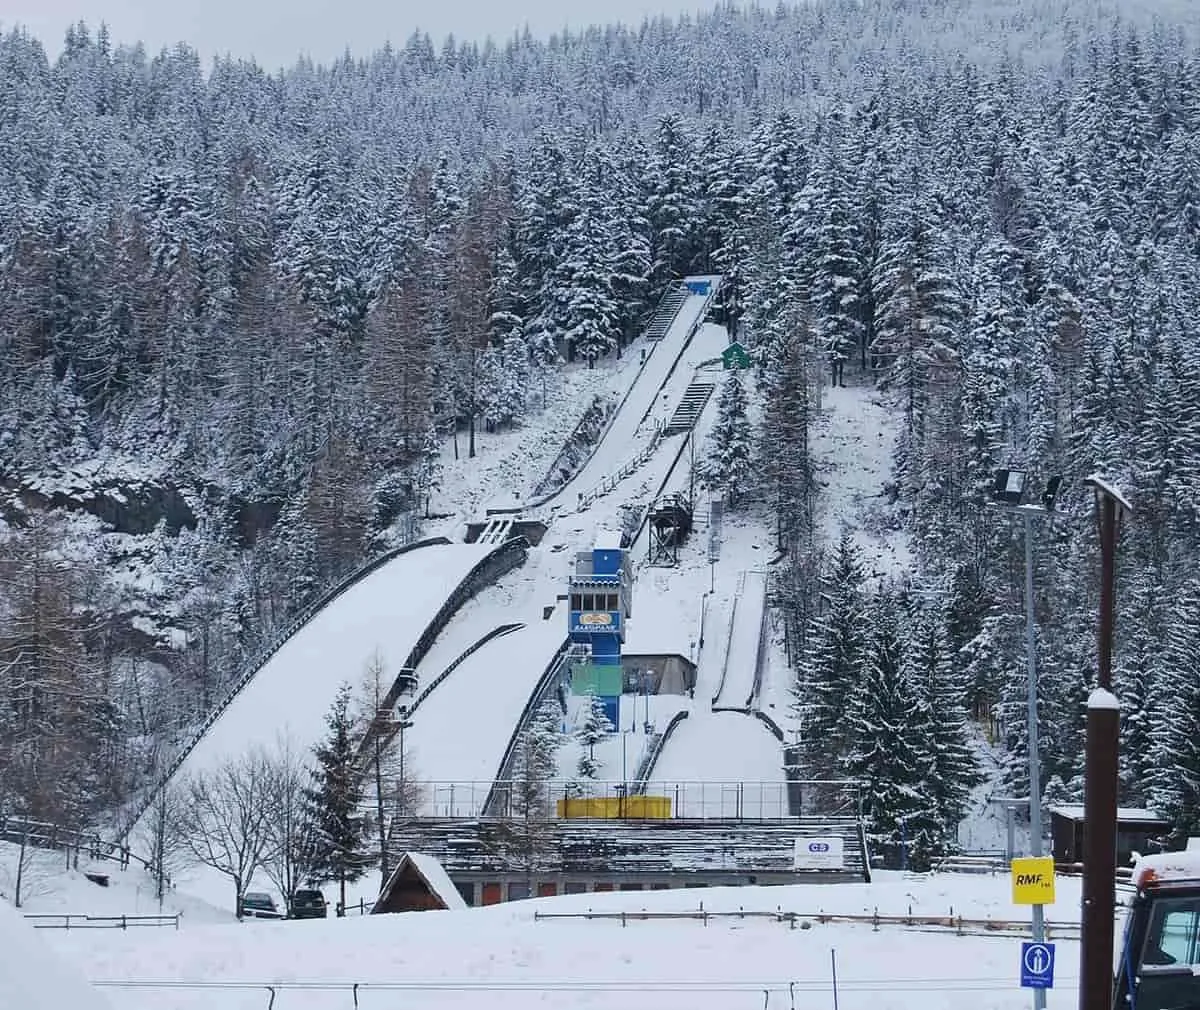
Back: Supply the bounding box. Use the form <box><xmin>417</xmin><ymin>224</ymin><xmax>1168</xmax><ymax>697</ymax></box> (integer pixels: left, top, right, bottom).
<box><xmin>356</xmin><ymin>653</ymin><xmax>424</xmax><ymax>890</ymax></box>
<box><xmin>133</xmin><ymin>783</ymin><xmax>190</xmax><ymax>909</ymax></box>
<box><xmin>181</xmin><ymin>751</ymin><xmax>274</xmax><ymax>917</ymax></box>
<box><xmin>260</xmin><ymin>735</ymin><xmax>314</xmax><ymax>906</ymax></box>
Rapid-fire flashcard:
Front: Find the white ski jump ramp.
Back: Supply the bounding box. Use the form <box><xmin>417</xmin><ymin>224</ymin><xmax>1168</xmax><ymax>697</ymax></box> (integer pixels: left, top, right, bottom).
<box><xmin>149</xmin><ymin>540</ymin><xmax>492</xmax><ymax>792</ymax></box>
<box><xmin>712</xmin><ymin>570</ymin><xmax>768</xmax><ymax>711</ymax></box>
<box><xmin>644</xmin><ymin>710</ymin><xmax>787</xmax><ymax>818</ymax></box>
<box><xmin>543</xmin><ymin>276</ymin><xmax>720</xmax><ymax>508</ymax></box>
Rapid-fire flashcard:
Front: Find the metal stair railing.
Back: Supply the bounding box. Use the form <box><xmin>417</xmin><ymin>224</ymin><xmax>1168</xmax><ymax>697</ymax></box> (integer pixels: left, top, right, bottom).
<box><xmin>119</xmin><ymin>535</ymin><xmax>447</xmax><ymax>839</ymax></box>
<box><xmin>576</xmin><ymin>423</ymin><xmax>664</xmax><ymax>512</ymax></box>
<box><xmin>644</xmin><ymin>285</ymin><xmax>688</xmax><ymax>340</ymax></box>
<box><xmin>663</xmin><ymin>382</ymin><xmax>716</xmax><ymax>436</ymax></box>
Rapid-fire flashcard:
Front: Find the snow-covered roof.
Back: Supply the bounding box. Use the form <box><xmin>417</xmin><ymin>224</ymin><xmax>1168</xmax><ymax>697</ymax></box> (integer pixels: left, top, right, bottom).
<box><xmin>0</xmin><ymin>900</ymin><xmax>111</xmax><ymax>1009</ymax></box>
<box><xmin>594</xmin><ymin>530</ymin><xmax>624</xmax><ymax>551</ymax></box>
<box><xmin>1133</xmin><ymin>845</ymin><xmax>1200</xmax><ymax>885</ymax></box>
<box><xmin>1049</xmin><ymin>805</ymin><xmax>1169</xmax><ymax>824</ymax></box>
<box><xmin>375</xmin><ymin>852</ymin><xmax>467</xmax><ymax>912</ymax></box>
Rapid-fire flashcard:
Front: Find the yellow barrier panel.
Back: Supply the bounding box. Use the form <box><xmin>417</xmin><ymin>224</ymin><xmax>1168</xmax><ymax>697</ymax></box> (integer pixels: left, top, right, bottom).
<box><xmin>556</xmin><ymin>795</ymin><xmax>672</xmax><ymax>819</ymax></box>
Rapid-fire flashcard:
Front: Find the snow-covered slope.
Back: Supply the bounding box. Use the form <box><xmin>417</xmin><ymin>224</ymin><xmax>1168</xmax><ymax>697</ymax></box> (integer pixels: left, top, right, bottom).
<box><xmin>139</xmin><ymin>541</ymin><xmax>491</xmax><ymax>806</ymax></box>
<box><xmin>711</xmin><ymin>570</ymin><xmax>766</xmax><ymax>711</ymax></box>
<box><xmin>407</xmin><ymin>608</ymin><xmax>567</xmax><ymax>812</ymax></box>
<box><xmin>646</xmin><ymin>711</ymin><xmax>785</xmax><ymax>817</ymax></box>
<box><xmin>0</xmin><ymin>899</ymin><xmax>111</xmax><ymax>1009</ymax></box>
<box><xmin>545</xmin><ymin>276</ymin><xmax>720</xmax><ymax>510</ymax></box>
<box><xmin>812</xmin><ymin>383</ymin><xmax>910</xmax><ymax>577</ymax></box>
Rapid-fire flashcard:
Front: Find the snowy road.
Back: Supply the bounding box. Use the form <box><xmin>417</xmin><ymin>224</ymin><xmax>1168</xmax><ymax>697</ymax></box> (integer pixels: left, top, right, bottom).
<box><xmin>645</xmin><ymin>709</ymin><xmax>786</xmax><ymax>818</ymax></box>
<box><xmin>711</xmin><ymin>570</ymin><xmax>766</xmax><ymax>711</ymax></box>
<box><xmin>140</xmin><ymin>540</ymin><xmax>491</xmax><ymax>810</ymax></box>
<box><xmin>544</xmin><ymin>276</ymin><xmax>720</xmax><ymax>510</ymax></box>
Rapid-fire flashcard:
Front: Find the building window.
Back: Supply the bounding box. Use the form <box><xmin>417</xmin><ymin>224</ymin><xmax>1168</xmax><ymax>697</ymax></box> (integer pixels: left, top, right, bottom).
<box><xmin>455</xmin><ymin>882</ymin><xmax>475</xmax><ymax>906</ymax></box>
<box><xmin>564</xmin><ymin>882</ymin><xmax>587</xmax><ymax>895</ymax></box>
<box><xmin>583</xmin><ymin>594</ymin><xmax>594</xmax><ymax>610</ymax></box>
<box><xmin>507</xmin><ymin>882</ymin><xmax>531</xmax><ymax>901</ymax></box>
<box><xmin>570</xmin><ymin>594</ymin><xmax>582</xmax><ymax>610</ymax></box>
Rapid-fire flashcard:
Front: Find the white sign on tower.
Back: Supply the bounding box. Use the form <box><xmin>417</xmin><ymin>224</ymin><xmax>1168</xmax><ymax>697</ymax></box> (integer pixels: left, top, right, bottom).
<box><xmin>793</xmin><ymin>836</ymin><xmax>844</xmax><ymax>870</ymax></box>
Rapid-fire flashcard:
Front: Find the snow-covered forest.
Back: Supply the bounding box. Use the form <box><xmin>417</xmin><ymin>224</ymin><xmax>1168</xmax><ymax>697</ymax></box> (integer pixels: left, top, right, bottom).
<box><xmin>1</xmin><ymin>0</ymin><xmax>1199</xmax><ymax>845</ymax></box>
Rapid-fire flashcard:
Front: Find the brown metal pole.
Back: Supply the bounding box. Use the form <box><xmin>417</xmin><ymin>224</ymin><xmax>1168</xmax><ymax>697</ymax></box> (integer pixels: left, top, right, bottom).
<box><xmin>1096</xmin><ymin>496</ymin><xmax>1116</xmax><ymax>691</ymax></box>
<box><xmin>1079</xmin><ymin>692</ymin><xmax>1120</xmax><ymax>1010</ymax></box>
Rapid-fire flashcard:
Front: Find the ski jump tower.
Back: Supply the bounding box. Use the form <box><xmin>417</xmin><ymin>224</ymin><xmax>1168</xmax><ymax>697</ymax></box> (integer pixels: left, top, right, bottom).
<box><xmin>567</xmin><ymin>532</ymin><xmax>632</xmax><ymax>729</ymax></box>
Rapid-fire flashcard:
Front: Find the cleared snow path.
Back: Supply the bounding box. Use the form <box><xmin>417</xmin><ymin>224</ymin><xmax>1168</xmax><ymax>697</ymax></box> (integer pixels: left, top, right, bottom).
<box><xmin>543</xmin><ymin>276</ymin><xmax>720</xmax><ymax>510</ymax></box>
<box><xmin>645</xmin><ymin>710</ymin><xmax>786</xmax><ymax>818</ymax></box>
<box><xmin>711</xmin><ymin>570</ymin><xmax>767</xmax><ymax>712</ymax></box>
<box><xmin>143</xmin><ymin>541</ymin><xmax>491</xmax><ymax>802</ymax></box>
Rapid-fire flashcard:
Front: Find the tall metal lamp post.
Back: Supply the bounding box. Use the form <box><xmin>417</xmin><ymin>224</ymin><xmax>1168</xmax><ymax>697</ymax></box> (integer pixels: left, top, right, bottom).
<box><xmin>1079</xmin><ymin>476</ymin><xmax>1132</xmax><ymax>1010</ymax></box>
<box><xmin>989</xmin><ymin>467</ymin><xmax>1063</xmax><ymax>1010</ymax></box>
<box><xmin>376</xmin><ymin>669</ymin><xmax>417</xmax><ymax>888</ymax></box>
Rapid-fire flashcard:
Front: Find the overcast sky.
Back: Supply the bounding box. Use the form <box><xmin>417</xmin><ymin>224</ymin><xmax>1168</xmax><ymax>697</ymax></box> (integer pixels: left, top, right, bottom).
<box><xmin>0</xmin><ymin>0</ymin><xmax>704</xmax><ymax>70</ymax></box>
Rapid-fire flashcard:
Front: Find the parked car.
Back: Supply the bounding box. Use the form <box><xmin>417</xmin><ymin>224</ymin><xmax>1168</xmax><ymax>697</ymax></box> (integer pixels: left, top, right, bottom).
<box><xmin>238</xmin><ymin>892</ymin><xmax>284</xmax><ymax>919</ymax></box>
<box><xmin>288</xmin><ymin>889</ymin><xmax>328</xmax><ymax>919</ymax></box>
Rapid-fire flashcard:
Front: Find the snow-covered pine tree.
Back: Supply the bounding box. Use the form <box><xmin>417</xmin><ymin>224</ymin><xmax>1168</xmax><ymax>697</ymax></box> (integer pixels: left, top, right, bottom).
<box><xmin>843</xmin><ymin>590</ymin><xmax>940</xmax><ymax>869</ymax></box>
<box><xmin>702</xmin><ymin>367</ymin><xmax>753</xmax><ymax>507</ymax></box>
<box><xmin>416</xmin><ymin>421</ymin><xmax>443</xmax><ymax>517</ymax></box>
<box><xmin>507</xmin><ymin>699</ymin><xmax>564</xmax><ymax>890</ymax></box>
<box><xmin>903</xmin><ymin>598</ymin><xmax>978</xmax><ymax>846</ymax></box>
<box><xmin>1148</xmin><ymin>580</ymin><xmax>1200</xmax><ymax>843</ymax></box>
<box><xmin>575</xmin><ymin>692</ymin><xmax>614</xmax><ymax>781</ymax></box>
<box><xmin>792</xmin><ymin>531</ymin><xmax>867</xmax><ymax>776</ymax></box>
<box><xmin>303</xmin><ymin>683</ymin><xmax>372</xmax><ymax>916</ymax></box>
<box><xmin>498</xmin><ymin>332</ymin><xmax>530</xmax><ymax>423</ymax></box>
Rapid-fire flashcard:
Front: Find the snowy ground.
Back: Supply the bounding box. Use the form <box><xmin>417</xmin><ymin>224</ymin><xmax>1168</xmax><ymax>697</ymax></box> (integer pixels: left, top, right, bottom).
<box><xmin>811</xmin><ymin>381</ymin><xmax>911</xmax><ymax>580</ymax></box>
<box><xmin>0</xmin><ymin>842</ymin><xmax>227</xmax><ymax>925</ymax></box>
<box><xmin>40</xmin><ymin>871</ymin><xmax>1101</xmax><ymax>1010</ymax></box>
<box><xmin>424</xmin><ymin>344</ymin><xmax>645</xmax><ymax>532</ymax></box>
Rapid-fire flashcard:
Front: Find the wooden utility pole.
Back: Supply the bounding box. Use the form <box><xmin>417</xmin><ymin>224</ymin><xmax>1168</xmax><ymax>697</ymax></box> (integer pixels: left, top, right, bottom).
<box><xmin>1079</xmin><ymin>477</ymin><xmax>1132</xmax><ymax>1010</ymax></box>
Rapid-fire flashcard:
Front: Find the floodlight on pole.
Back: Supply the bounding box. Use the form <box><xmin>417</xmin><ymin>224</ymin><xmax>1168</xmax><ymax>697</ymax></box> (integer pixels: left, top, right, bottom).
<box><xmin>988</xmin><ymin>468</ymin><xmax>1062</xmax><ymax>1010</ymax></box>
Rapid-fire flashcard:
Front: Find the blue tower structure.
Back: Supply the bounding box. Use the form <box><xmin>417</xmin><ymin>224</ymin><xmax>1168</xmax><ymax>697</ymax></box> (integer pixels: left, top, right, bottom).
<box><xmin>567</xmin><ymin>531</ymin><xmax>631</xmax><ymax>730</ymax></box>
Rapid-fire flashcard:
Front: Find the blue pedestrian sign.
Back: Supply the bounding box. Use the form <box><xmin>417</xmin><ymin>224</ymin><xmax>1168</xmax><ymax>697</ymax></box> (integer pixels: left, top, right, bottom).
<box><xmin>1020</xmin><ymin>942</ymin><xmax>1055</xmax><ymax>989</ymax></box>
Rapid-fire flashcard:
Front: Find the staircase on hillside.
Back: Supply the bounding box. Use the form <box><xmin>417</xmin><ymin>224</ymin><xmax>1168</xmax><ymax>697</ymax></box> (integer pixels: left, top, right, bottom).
<box><xmin>664</xmin><ymin>382</ymin><xmax>716</xmax><ymax>436</ymax></box>
<box><xmin>644</xmin><ymin>286</ymin><xmax>688</xmax><ymax>341</ymax></box>
<box><xmin>476</xmin><ymin>516</ymin><xmax>515</xmax><ymax>545</ymax></box>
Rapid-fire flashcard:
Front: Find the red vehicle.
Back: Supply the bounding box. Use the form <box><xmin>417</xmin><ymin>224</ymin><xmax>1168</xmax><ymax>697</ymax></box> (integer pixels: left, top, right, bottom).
<box><xmin>1115</xmin><ymin>844</ymin><xmax>1200</xmax><ymax>1010</ymax></box>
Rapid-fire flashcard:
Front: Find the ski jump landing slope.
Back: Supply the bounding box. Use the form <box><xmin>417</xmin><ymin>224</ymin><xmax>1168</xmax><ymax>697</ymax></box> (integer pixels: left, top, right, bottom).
<box><xmin>541</xmin><ymin>276</ymin><xmax>720</xmax><ymax>509</ymax></box>
<box><xmin>645</xmin><ymin>710</ymin><xmax>787</xmax><ymax>818</ymax></box>
<box><xmin>711</xmin><ymin>570</ymin><xmax>767</xmax><ymax>712</ymax></box>
<box><xmin>147</xmin><ymin>540</ymin><xmax>492</xmax><ymax>795</ymax></box>
<box><xmin>401</xmin><ymin>553</ymin><xmax>567</xmax><ymax>811</ymax></box>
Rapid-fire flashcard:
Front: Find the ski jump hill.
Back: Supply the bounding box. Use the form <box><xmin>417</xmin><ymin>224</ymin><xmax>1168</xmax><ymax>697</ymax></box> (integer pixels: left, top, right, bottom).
<box><xmin>127</xmin><ymin>275</ymin><xmax>802</xmax><ymax>847</ymax></box>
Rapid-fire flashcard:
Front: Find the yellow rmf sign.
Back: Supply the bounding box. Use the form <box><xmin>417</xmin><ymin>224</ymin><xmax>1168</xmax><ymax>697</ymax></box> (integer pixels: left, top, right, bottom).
<box><xmin>1011</xmin><ymin>856</ymin><xmax>1056</xmax><ymax>905</ymax></box>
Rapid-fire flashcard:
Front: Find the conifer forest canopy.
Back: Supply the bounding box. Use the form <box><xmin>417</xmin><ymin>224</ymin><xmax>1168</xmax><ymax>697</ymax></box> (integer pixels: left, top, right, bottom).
<box><xmin>1</xmin><ymin>0</ymin><xmax>1199</xmax><ymax>847</ymax></box>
